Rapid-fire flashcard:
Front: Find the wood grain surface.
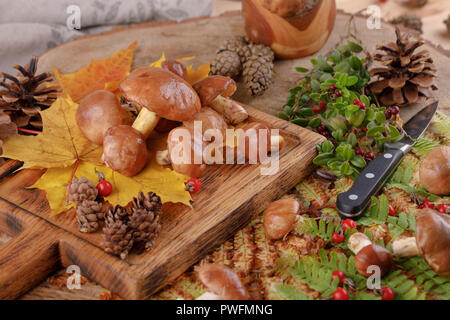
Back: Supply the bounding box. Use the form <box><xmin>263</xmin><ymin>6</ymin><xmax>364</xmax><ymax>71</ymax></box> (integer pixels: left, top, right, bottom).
<box><xmin>1</xmin><ymin>5</ymin><xmax>450</xmax><ymax>300</ymax></box>
<box><xmin>0</xmin><ymin>102</ymin><xmax>324</xmax><ymax>299</ymax></box>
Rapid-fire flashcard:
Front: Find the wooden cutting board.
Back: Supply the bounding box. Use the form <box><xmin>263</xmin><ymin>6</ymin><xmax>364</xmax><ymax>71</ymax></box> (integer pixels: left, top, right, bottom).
<box><xmin>0</xmin><ymin>14</ymin><xmax>326</xmax><ymax>299</ymax></box>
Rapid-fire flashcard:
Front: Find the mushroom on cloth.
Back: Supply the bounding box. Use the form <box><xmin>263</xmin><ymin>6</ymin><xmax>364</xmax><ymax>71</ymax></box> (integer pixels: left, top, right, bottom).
<box><xmin>392</xmin><ymin>209</ymin><xmax>450</xmax><ymax>278</ymax></box>
<box><xmin>196</xmin><ymin>263</ymin><xmax>249</xmax><ymax>300</ymax></box>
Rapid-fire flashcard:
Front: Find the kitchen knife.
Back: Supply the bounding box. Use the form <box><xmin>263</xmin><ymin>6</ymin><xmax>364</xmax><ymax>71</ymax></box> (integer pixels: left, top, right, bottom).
<box><xmin>337</xmin><ymin>100</ymin><xmax>439</xmax><ymax>219</ymax></box>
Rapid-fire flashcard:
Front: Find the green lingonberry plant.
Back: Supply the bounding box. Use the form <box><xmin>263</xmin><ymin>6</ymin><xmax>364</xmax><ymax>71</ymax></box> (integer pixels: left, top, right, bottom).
<box><xmin>279</xmin><ymin>41</ymin><xmax>404</xmax><ymax>178</ymax></box>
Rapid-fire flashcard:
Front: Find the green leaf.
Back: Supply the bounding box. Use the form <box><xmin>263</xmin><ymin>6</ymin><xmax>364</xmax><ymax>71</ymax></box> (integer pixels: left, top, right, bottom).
<box><xmin>308</xmin><ymin>118</ymin><xmax>322</xmax><ymax>128</ymax></box>
<box><xmin>291</xmin><ymin>118</ymin><xmax>309</xmax><ymax>127</ymax></box>
<box><xmin>313</xmin><ymin>152</ymin><xmax>334</xmax><ymax>166</ymax></box>
<box><xmin>348</xmin><ymin>41</ymin><xmax>363</xmax><ymax>53</ymax></box>
<box><xmin>346</xmin><ymin>75</ymin><xmax>359</xmax><ymax>87</ymax></box>
<box><xmin>348</xmin><ymin>56</ymin><xmax>363</xmax><ymax>70</ymax></box>
<box><xmin>295</xmin><ymin>67</ymin><xmax>309</xmax><ymax>73</ymax></box>
<box><xmin>351</xmin><ymin>155</ymin><xmax>366</xmax><ymax>168</ymax></box>
<box><xmin>366</xmin><ymin>125</ymin><xmax>384</xmax><ymax>137</ymax></box>
<box><xmin>278</xmin><ymin>111</ymin><xmax>290</xmax><ymax>121</ymax></box>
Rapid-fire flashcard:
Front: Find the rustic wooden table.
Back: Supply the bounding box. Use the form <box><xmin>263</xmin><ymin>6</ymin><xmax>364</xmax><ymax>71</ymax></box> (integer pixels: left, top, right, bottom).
<box><xmin>1</xmin><ymin>0</ymin><xmax>449</xmax><ymax>300</ymax></box>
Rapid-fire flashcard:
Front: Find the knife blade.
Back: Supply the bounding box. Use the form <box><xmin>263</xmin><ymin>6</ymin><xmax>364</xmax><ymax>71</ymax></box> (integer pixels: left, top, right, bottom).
<box><xmin>337</xmin><ymin>100</ymin><xmax>439</xmax><ymax>219</ymax></box>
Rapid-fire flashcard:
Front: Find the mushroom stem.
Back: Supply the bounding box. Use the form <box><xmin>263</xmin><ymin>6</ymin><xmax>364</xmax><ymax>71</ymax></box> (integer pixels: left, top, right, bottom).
<box><xmin>392</xmin><ymin>237</ymin><xmax>420</xmax><ymax>258</ymax></box>
<box><xmin>348</xmin><ymin>232</ymin><xmax>372</xmax><ymax>255</ymax></box>
<box><xmin>210</xmin><ymin>95</ymin><xmax>248</xmax><ymax>125</ymax></box>
<box><xmin>156</xmin><ymin>150</ymin><xmax>171</xmax><ymax>166</ymax></box>
<box><xmin>132</xmin><ymin>108</ymin><xmax>160</xmax><ymax>139</ymax></box>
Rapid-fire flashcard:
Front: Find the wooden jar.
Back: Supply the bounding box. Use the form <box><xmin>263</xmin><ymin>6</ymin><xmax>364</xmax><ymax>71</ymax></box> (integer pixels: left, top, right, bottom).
<box><xmin>243</xmin><ymin>0</ymin><xmax>337</xmax><ymax>59</ymax></box>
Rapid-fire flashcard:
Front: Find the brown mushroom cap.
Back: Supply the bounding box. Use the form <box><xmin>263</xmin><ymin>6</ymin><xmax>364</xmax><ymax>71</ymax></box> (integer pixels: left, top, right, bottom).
<box><xmin>119</xmin><ymin>67</ymin><xmax>201</xmax><ymax>121</ymax></box>
<box><xmin>193</xmin><ymin>75</ymin><xmax>237</xmax><ymax>106</ymax></box>
<box><xmin>183</xmin><ymin>107</ymin><xmax>227</xmax><ymax>135</ymax></box>
<box><xmin>263</xmin><ymin>198</ymin><xmax>299</xmax><ymax>240</ymax></box>
<box><xmin>103</xmin><ymin>125</ymin><xmax>148</xmax><ymax>177</ymax></box>
<box><xmin>419</xmin><ymin>146</ymin><xmax>450</xmax><ymax>196</ymax></box>
<box><xmin>355</xmin><ymin>244</ymin><xmax>393</xmax><ymax>277</ymax></box>
<box><xmin>416</xmin><ymin>208</ymin><xmax>450</xmax><ymax>277</ymax></box>
<box><xmin>196</xmin><ymin>263</ymin><xmax>249</xmax><ymax>300</ymax></box>
<box><xmin>76</xmin><ymin>90</ymin><xmax>124</xmax><ymax>145</ymax></box>
<box><xmin>161</xmin><ymin>60</ymin><xmax>187</xmax><ymax>80</ymax></box>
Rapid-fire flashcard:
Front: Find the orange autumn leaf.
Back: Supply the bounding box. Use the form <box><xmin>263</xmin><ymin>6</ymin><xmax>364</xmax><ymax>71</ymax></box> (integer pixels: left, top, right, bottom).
<box><xmin>53</xmin><ymin>41</ymin><xmax>138</xmax><ymax>102</ymax></box>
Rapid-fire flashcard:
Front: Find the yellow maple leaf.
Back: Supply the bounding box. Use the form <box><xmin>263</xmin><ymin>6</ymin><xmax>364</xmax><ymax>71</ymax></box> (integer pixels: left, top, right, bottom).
<box><xmin>32</xmin><ymin>143</ymin><xmax>192</xmax><ymax>216</ymax></box>
<box><xmin>150</xmin><ymin>53</ymin><xmax>210</xmax><ymax>85</ymax></box>
<box><xmin>53</xmin><ymin>41</ymin><xmax>138</xmax><ymax>102</ymax></box>
<box><xmin>2</xmin><ymin>96</ymin><xmax>103</xmax><ymax>169</ymax></box>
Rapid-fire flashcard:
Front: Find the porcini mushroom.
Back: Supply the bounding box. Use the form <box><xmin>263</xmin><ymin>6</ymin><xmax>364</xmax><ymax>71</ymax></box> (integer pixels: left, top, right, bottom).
<box><xmin>419</xmin><ymin>146</ymin><xmax>450</xmax><ymax>196</ymax></box>
<box><xmin>76</xmin><ymin>90</ymin><xmax>124</xmax><ymax>144</ymax></box>
<box><xmin>392</xmin><ymin>209</ymin><xmax>450</xmax><ymax>277</ymax></box>
<box><xmin>193</xmin><ymin>76</ymin><xmax>248</xmax><ymax>125</ymax></box>
<box><xmin>161</xmin><ymin>60</ymin><xmax>187</xmax><ymax>80</ymax></box>
<box><xmin>263</xmin><ymin>198</ymin><xmax>299</xmax><ymax>240</ymax></box>
<box><xmin>119</xmin><ymin>67</ymin><xmax>201</xmax><ymax>139</ymax></box>
<box><xmin>102</xmin><ymin>125</ymin><xmax>148</xmax><ymax>177</ymax></box>
<box><xmin>196</xmin><ymin>263</ymin><xmax>249</xmax><ymax>300</ymax></box>
<box><xmin>165</xmin><ymin>107</ymin><xmax>227</xmax><ymax>178</ymax></box>
<box><xmin>348</xmin><ymin>232</ymin><xmax>393</xmax><ymax>277</ymax></box>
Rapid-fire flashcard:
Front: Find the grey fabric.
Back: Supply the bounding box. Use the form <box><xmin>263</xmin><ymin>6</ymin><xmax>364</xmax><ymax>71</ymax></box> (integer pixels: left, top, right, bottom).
<box><xmin>0</xmin><ymin>0</ymin><xmax>214</xmax><ymax>73</ymax></box>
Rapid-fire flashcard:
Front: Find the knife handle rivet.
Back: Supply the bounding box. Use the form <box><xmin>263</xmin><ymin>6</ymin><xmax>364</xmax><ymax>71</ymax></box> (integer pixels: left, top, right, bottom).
<box><xmin>349</xmin><ymin>194</ymin><xmax>358</xmax><ymax>200</ymax></box>
<box><xmin>384</xmin><ymin>153</ymin><xmax>393</xmax><ymax>159</ymax></box>
<box><xmin>365</xmin><ymin>173</ymin><xmax>375</xmax><ymax>179</ymax></box>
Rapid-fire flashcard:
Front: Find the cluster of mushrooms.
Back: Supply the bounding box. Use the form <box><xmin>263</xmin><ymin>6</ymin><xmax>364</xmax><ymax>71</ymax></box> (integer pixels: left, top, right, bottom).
<box><xmin>76</xmin><ymin>60</ymin><xmax>284</xmax><ymax>178</ymax></box>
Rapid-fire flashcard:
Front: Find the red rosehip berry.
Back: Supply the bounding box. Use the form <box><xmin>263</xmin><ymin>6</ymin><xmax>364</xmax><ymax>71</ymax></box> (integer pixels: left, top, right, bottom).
<box><xmin>333</xmin><ymin>288</ymin><xmax>349</xmax><ymax>300</ymax></box>
<box><xmin>332</xmin><ymin>231</ymin><xmax>345</xmax><ymax>243</ymax></box>
<box><xmin>97</xmin><ymin>179</ymin><xmax>113</xmax><ymax>197</ymax></box>
<box><xmin>312</xmin><ymin>106</ymin><xmax>321</xmax><ymax>114</ymax></box>
<box><xmin>329</xmin><ymin>84</ymin><xmax>337</xmax><ymax>91</ymax></box>
<box><xmin>361</xmin><ymin>126</ymin><xmax>368</xmax><ymax>133</ymax></box>
<box><xmin>335</xmin><ymin>90</ymin><xmax>342</xmax><ymax>97</ymax></box>
<box><xmin>384</xmin><ymin>109</ymin><xmax>392</xmax><ymax>119</ymax></box>
<box><xmin>332</xmin><ymin>271</ymin><xmax>346</xmax><ymax>286</ymax></box>
<box><xmin>438</xmin><ymin>204</ymin><xmax>449</xmax><ymax>214</ymax></box>
<box><xmin>358</xmin><ymin>102</ymin><xmax>366</xmax><ymax>110</ymax></box>
<box><xmin>420</xmin><ymin>199</ymin><xmax>434</xmax><ymax>209</ymax></box>
<box><xmin>319</xmin><ymin>101</ymin><xmax>327</xmax><ymax>110</ymax></box>
<box><xmin>381</xmin><ymin>287</ymin><xmax>395</xmax><ymax>300</ymax></box>
<box><xmin>353</xmin><ymin>98</ymin><xmax>360</xmax><ymax>105</ymax></box>
<box><xmin>388</xmin><ymin>205</ymin><xmax>396</xmax><ymax>216</ymax></box>
<box><xmin>341</xmin><ymin>219</ymin><xmax>357</xmax><ymax>231</ymax></box>
<box><xmin>185</xmin><ymin>178</ymin><xmax>201</xmax><ymax>195</ymax></box>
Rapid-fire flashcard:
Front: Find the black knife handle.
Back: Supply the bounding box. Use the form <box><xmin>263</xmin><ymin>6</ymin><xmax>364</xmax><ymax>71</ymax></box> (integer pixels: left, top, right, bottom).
<box><xmin>337</xmin><ymin>147</ymin><xmax>404</xmax><ymax>219</ymax></box>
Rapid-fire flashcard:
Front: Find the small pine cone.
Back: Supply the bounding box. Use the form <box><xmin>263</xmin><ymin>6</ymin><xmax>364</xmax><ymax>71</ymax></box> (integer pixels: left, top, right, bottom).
<box><xmin>390</xmin><ymin>14</ymin><xmax>423</xmax><ymax>33</ymax></box>
<box><xmin>131</xmin><ymin>191</ymin><xmax>162</xmax><ymax>212</ymax></box>
<box><xmin>77</xmin><ymin>200</ymin><xmax>103</xmax><ymax>233</ymax></box>
<box><xmin>217</xmin><ymin>36</ymin><xmax>248</xmax><ymax>54</ymax></box>
<box><xmin>68</xmin><ymin>177</ymin><xmax>98</xmax><ymax>206</ymax></box>
<box><xmin>242</xmin><ymin>56</ymin><xmax>274</xmax><ymax>96</ymax></box>
<box><xmin>129</xmin><ymin>206</ymin><xmax>162</xmax><ymax>251</ymax></box>
<box><xmin>210</xmin><ymin>51</ymin><xmax>242</xmax><ymax>78</ymax></box>
<box><xmin>102</xmin><ymin>205</ymin><xmax>133</xmax><ymax>260</ymax></box>
<box><xmin>248</xmin><ymin>44</ymin><xmax>275</xmax><ymax>62</ymax></box>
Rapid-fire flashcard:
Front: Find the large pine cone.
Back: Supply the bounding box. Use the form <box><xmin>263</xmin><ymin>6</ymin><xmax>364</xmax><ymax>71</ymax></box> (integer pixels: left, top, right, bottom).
<box><xmin>102</xmin><ymin>205</ymin><xmax>133</xmax><ymax>260</ymax></box>
<box><xmin>68</xmin><ymin>177</ymin><xmax>98</xmax><ymax>206</ymax></box>
<box><xmin>210</xmin><ymin>51</ymin><xmax>242</xmax><ymax>79</ymax></box>
<box><xmin>77</xmin><ymin>200</ymin><xmax>103</xmax><ymax>233</ymax></box>
<box><xmin>368</xmin><ymin>28</ymin><xmax>437</xmax><ymax>106</ymax></box>
<box><xmin>242</xmin><ymin>56</ymin><xmax>274</xmax><ymax>96</ymax></box>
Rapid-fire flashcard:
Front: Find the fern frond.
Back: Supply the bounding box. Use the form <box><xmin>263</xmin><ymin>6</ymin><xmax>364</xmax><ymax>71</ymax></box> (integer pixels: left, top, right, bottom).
<box><xmin>254</xmin><ymin>217</ymin><xmax>278</xmax><ymax>276</ymax></box>
<box><xmin>233</xmin><ymin>224</ymin><xmax>256</xmax><ymax>278</ymax></box>
<box><xmin>412</xmin><ymin>137</ymin><xmax>442</xmax><ymax>158</ymax></box>
<box><xmin>271</xmin><ymin>283</ymin><xmax>314</xmax><ymax>300</ymax></box>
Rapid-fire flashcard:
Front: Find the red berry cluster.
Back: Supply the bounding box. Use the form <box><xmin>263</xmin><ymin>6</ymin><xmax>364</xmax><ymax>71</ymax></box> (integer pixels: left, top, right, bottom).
<box><xmin>384</xmin><ymin>106</ymin><xmax>400</xmax><ymax>120</ymax></box>
<box><xmin>438</xmin><ymin>204</ymin><xmax>449</xmax><ymax>214</ymax></box>
<box><xmin>388</xmin><ymin>204</ymin><xmax>396</xmax><ymax>216</ymax></box>
<box><xmin>317</xmin><ymin>124</ymin><xmax>329</xmax><ymax>137</ymax></box>
<box><xmin>313</xmin><ymin>101</ymin><xmax>327</xmax><ymax>114</ymax></box>
<box><xmin>327</xmin><ymin>84</ymin><xmax>342</xmax><ymax>99</ymax></box>
<box><xmin>332</xmin><ymin>219</ymin><xmax>357</xmax><ymax>244</ymax></box>
<box><xmin>185</xmin><ymin>178</ymin><xmax>201</xmax><ymax>195</ymax></box>
<box><xmin>353</xmin><ymin>98</ymin><xmax>366</xmax><ymax>110</ymax></box>
<box><xmin>419</xmin><ymin>199</ymin><xmax>434</xmax><ymax>209</ymax></box>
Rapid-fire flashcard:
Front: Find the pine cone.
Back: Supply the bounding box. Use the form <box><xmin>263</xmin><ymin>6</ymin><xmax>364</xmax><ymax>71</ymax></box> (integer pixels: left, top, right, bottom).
<box><xmin>129</xmin><ymin>201</ymin><xmax>162</xmax><ymax>251</ymax></box>
<box><xmin>68</xmin><ymin>177</ymin><xmax>98</xmax><ymax>206</ymax></box>
<box><xmin>210</xmin><ymin>51</ymin><xmax>242</xmax><ymax>79</ymax></box>
<box><xmin>368</xmin><ymin>28</ymin><xmax>437</xmax><ymax>106</ymax></box>
<box><xmin>102</xmin><ymin>205</ymin><xmax>133</xmax><ymax>260</ymax></box>
<box><xmin>0</xmin><ymin>56</ymin><xmax>59</xmax><ymax>131</ymax></box>
<box><xmin>390</xmin><ymin>14</ymin><xmax>423</xmax><ymax>33</ymax></box>
<box><xmin>217</xmin><ymin>36</ymin><xmax>248</xmax><ymax>54</ymax></box>
<box><xmin>242</xmin><ymin>56</ymin><xmax>274</xmax><ymax>96</ymax></box>
<box><xmin>77</xmin><ymin>200</ymin><xmax>103</xmax><ymax>233</ymax></box>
